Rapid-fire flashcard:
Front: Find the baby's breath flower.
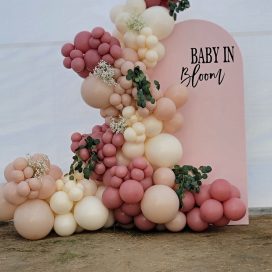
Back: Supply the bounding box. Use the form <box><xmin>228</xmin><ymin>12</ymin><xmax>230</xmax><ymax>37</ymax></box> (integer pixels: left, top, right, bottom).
<box><xmin>110</xmin><ymin>116</ymin><xmax>128</xmax><ymax>134</ymax></box>
<box><xmin>127</xmin><ymin>14</ymin><xmax>145</xmax><ymax>32</ymax></box>
<box><xmin>27</xmin><ymin>154</ymin><xmax>50</xmax><ymax>179</ymax></box>
<box><xmin>93</xmin><ymin>60</ymin><xmax>117</xmax><ymax>87</ymax></box>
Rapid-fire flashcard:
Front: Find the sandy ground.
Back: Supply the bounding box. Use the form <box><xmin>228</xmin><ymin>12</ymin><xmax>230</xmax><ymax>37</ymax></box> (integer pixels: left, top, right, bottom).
<box><xmin>0</xmin><ymin>215</ymin><xmax>272</xmax><ymax>272</ymax></box>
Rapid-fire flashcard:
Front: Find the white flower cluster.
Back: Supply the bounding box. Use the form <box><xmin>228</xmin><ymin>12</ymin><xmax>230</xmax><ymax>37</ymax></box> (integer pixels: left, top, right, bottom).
<box><xmin>93</xmin><ymin>60</ymin><xmax>117</xmax><ymax>87</ymax></box>
<box><xmin>110</xmin><ymin>116</ymin><xmax>128</xmax><ymax>134</ymax></box>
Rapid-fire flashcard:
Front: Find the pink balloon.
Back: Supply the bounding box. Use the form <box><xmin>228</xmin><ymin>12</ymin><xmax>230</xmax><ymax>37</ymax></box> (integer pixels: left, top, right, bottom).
<box><xmin>84</xmin><ymin>49</ymin><xmax>101</xmax><ymax>71</ymax></box>
<box><xmin>102</xmin><ymin>54</ymin><xmax>114</xmax><ymax>65</ymax></box>
<box><xmin>3</xmin><ymin>182</ymin><xmax>26</xmax><ymax>205</ymax></box>
<box><xmin>110</xmin><ymin>45</ymin><xmax>122</xmax><ymax>59</ymax></box>
<box><xmin>89</xmin><ymin>37</ymin><xmax>101</xmax><ymax>49</ymax></box>
<box><xmin>131</xmin><ymin>169</ymin><xmax>145</xmax><ymax>181</ymax></box>
<box><xmin>210</xmin><ymin>179</ymin><xmax>232</xmax><ymax>202</ymax></box>
<box><xmin>112</xmin><ymin>133</ymin><xmax>124</xmax><ymax>147</ymax></box>
<box><xmin>194</xmin><ymin>184</ymin><xmax>211</xmax><ymax>206</ymax></box>
<box><xmin>114</xmin><ymin>208</ymin><xmax>133</xmax><ymax>224</ymax></box>
<box><xmin>102</xmin><ymin>170</ymin><xmax>112</xmax><ymax>186</ymax></box>
<box><xmin>70</xmin><ymin>49</ymin><xmax>83</xmax><ymax>59</ymax></box>
<box><xmin>145</xmin><ymin>0</ymin><xmax>161</xmax><ymax>8</ymax></box>
<box><xmin>95</xmin><ymin>163</ymin><xmax>106</xmax><ymax>175</ymax></box>
<box><xmin>77</xmin><ymin>69</ymin><xmax>90</xmax><ymax>78</ymax></box>
<box><xmin>230</xmin><ymin>185</ymin><xmax>241</xmax><ymax>198</ymax></box>
<box><xmin>0</xmin><ymin>185</ymin><xmax>17</xmax><ymax>221</ymax></box>
<box><xmin>98</xmin><ymin>43</ymin><xmax>110</xmax><ymax>56</ymax></box>
<box><xmin>223</xmin><ymin>198</ymin><xmax>246</xmax><ymax>221</ymax></box>
<box><xmin>71</xmin><ymin>131</ymin><xmax>81</xmax><ymax>141</ymax></box>
<box><xmin>115</xmin><ymin>166</ymin><xmax>128</xmax><ymax>178</ymax></box>
<box><xmin>28</xmin><ymin>190</ymin><xmax>40</xmax><ymax>200</ymax></box>
<box><xmin>61</xmin><ymin>43</ymin><xmax>74</xmax><ymax>57</ymax></box>
<box><xmin>74</xmin><ymin>31</ymin><xmax>92</xmax><ymax>53</ymax></box>
<box><xmin>48</xmin><ymin>165</ymin><xmax>63</xmax><ymax>180</ymax></box>
<box><xmin>153</xmin><ymin>97</ymin><xmax>176</xmax><ymax>121</ymax></box>
<box><xmin>102</xmin><ymin>187</ymin><xmax>123</xmax><ymax>209</ymax></box>
<box><xmin>134</xmin><ymin>214</ymin><xmax>156</xmax><ymax>231</ymax></box>
<box><xmin>140</xmin><ymin>177</ymin><xmax>153</xmax><ymax>191</ymax></box>
<box><xmin>4</xmin><ymin>163</ymin><xmax>15</xmax><ymax>182</ymax></box>
<box><xmin>102</xmin><ymin>144</ymin><xmax>116</xmax><ymax>157</ymax></box>
<box><xmin>28</xmin><ymin>178</ymin><xmax>42</xmax><ymax>191</ymax></box>
<box><xmin>12</xmin><ymin>170</ymin><xmax>25</xmax><ymax>183</ymax></box>
<box><xmin>200</xmin><ymin>199</ymin><xmax>224</xmax><ymax>223</ymax></box>
<box><xmin>119</xmin><ymin>180</ymin><xmax>144</xmax><ymax>204</ymax></box>
<box><xmin>144</xmin><ymin>165</ymin><xmax>154</xmax><ymax>177</ymax></box>
<box><xmin>186</xmin><ymin>208</ymin><xmax>209</xmax><ymax>232</ymax></box>
<box><xmin>213</xmin><ymin>215</ymin><xmax>230</xmax><ymax>227</ymax></box>
<box><xmin>38</xmin><ymin>175</ymin><xmax>56</xmax><ymax>200</ymax></box>
<box><xmin>132</xmin><ymin>157</ymin><xmax>147</xmax><ymax>170</ymax></box>
<box><xmin>109</xmin><ymin>37</ymin><xmax>120</xmax><ymax>47</ymax></box>
<box><xmin>101</xmin><ymin>32</ymin><xmax>112</xmax><ymax>43</ymax></box>
<box><xmin>71</xmin><ymin>57</ymin><xmax>85</xmax><ymax>73</ymax></box>
<box><xmin>70</xmin><ymin>142</ymin><xmax>79</xmax><ymax>153</ymax></box>
<box><xmin>103</xmin><ymin>156</ymin><xmax>117</xmax><ymax>168</ymax></box>
<box><xmin>92</xmin><ymin>27</ymin><xmax>105</xmax><ymax>39</ymax></box>
<box><xmin>102</xmin><ymin>131</ymin><xmax>113</xmax><ymax>144</ymax></box>
<box><xmin>17</xmin><ymin>181</ymin><xmax>30</xmax><ymax>197</ymax></box>
<box><xmin>121</xmin><ymin>203</ymin><xmax>141</xmax><ymax>217</ymax></box>
<box><xmin>110</xmin><ymin>176</ymin><xmax>123</xmax><ymax>188</ymax></box>
<box><xmin>180</xmin><ymin>191</ymin><xmax>195</xmax><ymax>213</ymax></box>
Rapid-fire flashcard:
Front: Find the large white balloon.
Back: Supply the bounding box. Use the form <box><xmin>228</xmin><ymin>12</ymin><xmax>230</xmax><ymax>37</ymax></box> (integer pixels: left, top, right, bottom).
<box><xmin>110</xmin><ymin>4</ymin><xmax>125</xmax><ymax>23</ymax></box>
<box><xmin>74</xmin><ymin>196</ymin><xmax>109</xmax><ymax>231</ymax></box>
<box><xmin>145</xmin><ymin>133</ymin><xmax>183</xmax><ymax>168</ymax></box>
<box><xmin>54</xmin><ymin>213</ymin><xmax>77</xmax><ymax>237</ymax></box>
<box><xmin>141</xmin><ymin>7</ymin><xmax>175</xmax><ymax>40</ymax></box>
<box><xmin>125</xmin><ymin>0</ymin><xmax>146</xmax><ymax>14</ymax></box>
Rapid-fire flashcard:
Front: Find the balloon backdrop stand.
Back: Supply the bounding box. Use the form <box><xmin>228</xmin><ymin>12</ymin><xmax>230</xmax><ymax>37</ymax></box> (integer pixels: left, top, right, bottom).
<box><xmin>0</xmin><ymin>0</ymin><xmax>247</xmax><ymax>240</ymax></box>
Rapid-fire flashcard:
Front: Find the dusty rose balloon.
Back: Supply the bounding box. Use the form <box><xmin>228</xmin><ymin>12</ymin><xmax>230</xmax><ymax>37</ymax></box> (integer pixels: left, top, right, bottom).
<box><xmin>164</xmin><ymin>84</ymin><xmax>189</xmax><ymax>109</ymax></box>
<box><xmin>194</xmin><ymin>184</ymin><xmax>211</xmax><ymax>206</ymax></box>
<box><xmin>89</xmin><ymin>37</ymin><xmax>101</xmax><ymax>49</ymax></box>
<box><xmin>23</xmin><ymin>166</ymin><xmax>34</xmax><ymax>179</ymax></box>
<box><xmin>63</xmin><ymin>57</ymin><xmax>72</xmax><ymax>68</ymax></box>
<box><xmin>134</xmin><ymin>214</ymin><xmax>156</xmax><ymax>231</ymax></box>
<box><xmin>110</xmin><ymin>45</ymin><xmax>122</xmax><ymax>59</ymax></box>
<box><xmin>153</xmin><ymin>97</ymin><xmax>176</xmax><ymax>121</ymax></box>
<box><xmin>163</xmin><ymin>113</ymin><xmax>184</xmax><ymax>134</ymax></box>
<box><xmin>61</xmin><ymin>43</ymin><xmax>74</xmax><ymax>57</ymax></box>
<box><xmin>84</xmin><ymin>49</ymin><xmax>101</xmax><ymax>71</ymax></box>
<box><xmin>0</xmin><ymin>185</ymin><xmax>17</xmax><ymax>221</ymax></box>
<box><xmin>121</xmin><ymin>203</ymin><xmax>141</xmax><ymax>217</ymax></box>
<box><xmin>14</xmin><ymin>199</ymin><xmax>54</xmax><ymax>240</ymax></box>
<box><xmin>78</xmin><ymin>69</ymin><xmax>90</xmax><ymax>78</ymax></box>
<box><xmin>132</xmin><ymin>157</ymin><xmax>148</xmax><ymax>170</ymax></box>
<box><xmin>71</xmin><ymin>57</ymin><xmax>85</xmax><ymax>73</ymax></box>
<box><xmin>200</xmin><ymin>199</ymin><xmax>224</xmax><ymax>223</ymax></box>
<box><xmin>131</xmin><ymin>169</ymin><xmax>144</xmax><ymax>181</ymax></box>
<box><xmin>186</xmin><ymin>208</ymin><xmax>209</xmax><ymax>232</ymax></box>
<box><xmin>102</xmin><ymin>187</ymin><xmax>123</xmax><ymax>209</ymax></box>
<box><xmin>74</xmin><ymin>31</ymin><xmax>92</xmax><ymax>53</ymax></box>
<box><xmin>210</xmin><ymin>179</ymin><xmax>232</xmax><ymax>202</ymax></box>
<box><xmin>98</xmin><ymin>43</ymin><xmax>110</xmax><ymax>55</ymax></box>
<box><xmin>101</xmin><ymin>32</ymin><xmax>112</xmax><ymax>43</ymax></box>
<box><xmin>102</xmin><ymin>54</ymin><xmax>114</xmax><ymax>65</ymax></box>
<box><xmin>3</xmin><ymin>182</ymin><xmax>26</xmax><ymax>205</ymax></box>
<box><xmin>230</xmin><ymin>185</ymin><xmax>241</xmax><ymax>198</ymax></box>
<box><xmin>17</xmin><ymin>181</ymin><xmax>30</xmax><ymax>197</ymax></box>
<box><xmin>38</xmin><ymin>175</ymin><xmax>56</xmax><ymax>200</ymax></box>
<box><xmin>81</xmin><ymin>75</ymin><xmax>113</xmax><ymax>109</ymax></box>
<box><xmin>153</xmin><ymin>167</ymin><xmax>175</xmax><ymax>187</ymax></box>
<box><xmin>48</xmin><ymin>165</ymin><xmax>63</xmax><ymax>180</ymax></box>
<box><xmin>4</xmin><ymin>163</ymin><xmax>15</xmax><ymax>182</ymax></box>
<box><xmin>223</xmin><ymin>198</ymin><xmax>247</xmax><ymax>221</ymax></box>
<box><xmin>140</xmin><ymin>177</ymin><xmax>153</xmax><ymax>191</ymax></box>
<box><xmin>165</xmin><ymin>212</ymin><xmax>187</xmax><ymax>232</ymax></box>
<box><xmin>214</xmin><ymin>215</ymin><xmax>230</xmax><ymax>227</ymax></box>
<box><xmin>122</xmin><ymin>48</ymin><xmax>138</xmax><ymax>62</ymax></box>
<box><xmin>141</xmin><ymin>185</ymin><xmax>179</xmax><ymax>224</ymax></box>
<box><xmin>92</xmin><ymin>27</ymin><xmax>105</xmax><ymax>39</ymax></box>
<box><xmin>119</xmin><ymin>180</ymin><xmax>144</xmax><ymax>204</ymax></box>
<box><xmin>70</xmin><ymin>49</ymin><xmax>83</xmax><ymax>59</ymax></box>
<box><xmin>180</xmin><ymin>191</ymin><xmax>195</xmax><ymax>213</ymax></box>
<box><xmin>145</xmin><ymin>0</ymin><xmax>161</xmax><ymax>8</ymax></box>
<box><xmin>114</xmin><ymin>208</ymin><xmax>133</xmax><ymax>224</ymax></box>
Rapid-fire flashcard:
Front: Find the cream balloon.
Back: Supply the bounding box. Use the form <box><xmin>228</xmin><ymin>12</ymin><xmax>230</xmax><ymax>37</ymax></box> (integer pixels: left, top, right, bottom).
<box><xmin>123</xmin><ymin>31</ymin><xmax>138</xmax><ymax>50</ymax></box>
<box><xmin>95</xmin><ymin>186</ymin><xmax>106</xmax><ymax>200</ymax></box>
<box><xmin>122</xmin><ymin>142</ymin><xmax>145</xmax><ymax>159</ymax></box>
<box><xmin>153</xmin><ymin>167</ymin><xmax>175</xmax><ymax>187</ymax></box>
<box><xmin>74</xmin><ymin>196</ymin><xmax>109</xmax><ymax>231</ymax></box>
<box><xmin>54</xmin><ymin>213</ymin><xmax>77</xmax><ymax>237</ymax></box>
<box><xmin>68</xmin><ymin>187</ymin><xmax>84</xmax><ymax>202</ymax></box>
<box><xmin>81</xmin><ymin>75</ymin><xmax>113</xmax><ymax>109</ymax></box>
<box><xmin>0</xmin><ymin>185</ymin><xmax>17</xmax><ymax>221</ymax></box>
<box><xmin>79</xmin><ymin>179</ymin><xmax>97</xmax><ymax>196</ymax></box>
<box><xmin>125</xmin><ymin>0</ymin><xmax>146</xmax><ymax>14</ymax></box>
<box><xmin>116</xmin><ymin>150</ymin><xmax>130</xmax><ymax>166</ymax></box>
<box><xmin>141</xmin><ymin>185</ymin><xmax>179</xmax><ymax>224</ymax></box>
<box><xmin>141</xmin><ymin>7</ymin><xmax>175</xmax><ymax>40</ymax></box>
<box><xmin>153</xmin><ymin>42</ymin><xmax>166</xmax><ymax>61</ymax></box>
<box><xmin>145</xmin><ymin>133</ymin><xmax>183</xmax><ymax>168</ymax></box>
<box><xmin>104</xmin><ymin>211</ymin><xmax>115</xmax><ymax>228</ymax></box>
<box><xmin>115</xmin><ymin>12</ymin><xmax>130</xmax><ymax>34</ymax></box>
<box><xmin>110</xmin><ymin>4</ymin><xmax>125</xmax><ymax>23</ymax></box>
<box><xmin>142</xmin><ymin>115</ymin><xmax>163</xmax><ymax>138</ymax></box>
<box><xmin>165</xmin><ymin>212</ymin><xmax>186</xmax><ymax>232</ymax></box>
<box><xmin>49</xmin><ymin>191</ymin><xmax>73</xmax><ymax>215</ymax></box>
<box><xmin>14</xmin><ymin>199</ymin><xmax>54</xmax><ymax>240</ymax></box>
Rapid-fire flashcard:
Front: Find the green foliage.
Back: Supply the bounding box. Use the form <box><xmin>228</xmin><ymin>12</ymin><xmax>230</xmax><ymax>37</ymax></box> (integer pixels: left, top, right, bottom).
<box><xmin>168</xmin><ymin>0</ymin><xmax>190</xmax><ymax>21</ymax></box>
<box><xmin>69</xmin><ymin>136</ymin><xmax>100</xmax><ymax>180</ymax></box>
<box><xmin>172</xmin><ymin>165</ymin><xmax>212</xmax><ymax>206</ymax></box>
<box><xmin>154</xmin><ymin>80</ymin><xmax>160</xmax><ymax>90</ymax></box>
<box><xmin>126</xmin><ymin>66</ymin><xmax>158</xmax><ymax>108</ymax></box>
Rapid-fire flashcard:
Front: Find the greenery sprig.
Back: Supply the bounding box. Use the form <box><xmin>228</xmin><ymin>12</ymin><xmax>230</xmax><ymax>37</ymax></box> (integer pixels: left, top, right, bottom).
<box><xmin>172</xmin><ymin>165</ymin><xmax>212</xmax><ymax>206</ymax></box>
<box><xmin>69</xmin><ymin>136</ymin><xmax>100</xmax><ymax>180</ymax></box>
<box><xmin>126</xmin><ymin>66</ymin><xmax>159</xmax><ymax>108</ymax></box>
<box><xmin>168</xmin><ymin>0</ymin><xmax>190</xmax><ymax>21</ymax></box>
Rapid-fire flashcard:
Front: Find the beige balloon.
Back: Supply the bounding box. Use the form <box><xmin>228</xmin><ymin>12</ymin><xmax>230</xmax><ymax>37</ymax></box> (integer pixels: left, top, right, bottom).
<box><xmin>163</xmin><ymin>113</ymin><xmax>184</xmax><ymax>134</ymax></box>
<box><xmin>14</xmin><ymin>199</ymin><xmax>54</xmax><ymax>240</ymax></box>
<box><xmin>164</xmin><ymin>84</ymin><xmax>189</xmax><ymax>109</ymax></box>
<box><xmin>0</xmin><ymin>185</ymin><xmax>17</xmax><ymax>221</ymax></box>
<box><xmin>81</xmin><ymin>75</ymin><xmax>114</xmax><ymax>109</ymax></box>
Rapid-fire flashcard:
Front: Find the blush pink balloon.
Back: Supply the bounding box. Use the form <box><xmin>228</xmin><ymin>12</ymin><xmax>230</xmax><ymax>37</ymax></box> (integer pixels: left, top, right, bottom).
<box><xmin>223</xmin><ymin>198</ymin><xmax>247</xmax><ymax>221</ymax></box>
<box><xmin>119</xmin><ymin>180</ymin><xmax>144</xmax><ymax>204</ymax></box>
<box><xmin>112</xmin><ymin>133</ymin><xmax>125</xmax><ymax>147</ymax></box>
<box><xmin>100</xmin><ymin>32</ymin><xmax>112</xmax><ymax>43</ymax></box>
<box><xmin>48</xmin><ymin>165</ymin><xmax>63</xmax><ymax>180</ymax></box>
<box><xmin>3</xmin><ymin>182</ymin><xmax>26</xmax><ymax>205</ymax></box>
<box><xmin>84</xmin><ymin>49</ymin><xmax>101</xmax><ymax>71</ymax></box>
<box><xmin>103</xmin><ymin>144</ymin><xmax>116</xmax><ymax>157</ymax></box>
<box><xmin>194</xmin><ymin>184</ymin><xmax>211</xmax><ymax>206</ymax></box>
<box><xmin>98</xmin><ymin>43</ymin><xmax>110</xmax><ymax>55</ymax></box>
<box><xmin>213</xmin><ymin>215</ymin><xmax>230</xmax><ymax>227</ymax></box>
<box><xmin>4</xmin><ymin>163</ymin><xmax>15</xmax><ymax>182</ymax></box>
<box><xmin>140</xmin><ymin>177</ymin><xmax>153</xmax><ymax>191</ymax></box>
<box><xmin>74</xmin><ymin>31</ymin><xmax>92</xmax><ymax>53</ymax></box>
<box><xmin>186</xmin><ymin>208</ymin><xmax>209</xmax><ymax>232</ymax></box>
<box><xmin>131</xmin><ymin>169</ymin><xmax>145</xmax><ymax>181</ymax></box>
<box><xmin>38</xmin><ymin>175</ymin><xmax>56</xmax><ymax>200</ymax></box>
<box><xmin>145</xmin><ymin>0</ymin><xmax>161</xmax><ymax>8</ymax></box>
<box><xmin>115</xmin><ymin>166</ymin><xmax>128</xmax><ymax>178</ymax></box>
<box><xmin>0</xmin><ymin>185</ymin><xmax>17</xmax><ymax>221</ymax></box>
<box><xmin>12</xmin><ymin>170</ymin><xmax>25</xmax><ymax>183</ymax></box>
<box><xmin>131</xmin><ymin>157</ymin><xmax>148</xmax><ymax>170</ymax></box>
<box><xmin>114</xmin><ymin>208</ymin><xmax>133</xmax><ymax>224</ymax></box>
<box><xmin>89</xmin><ymin>37</ymin><xmax>101</xmax><ymax>49</ymax></box>
<box><xmin>110</xmin><ymin>45</ymin><xmax>122</xmax><ymax>59</ymax></box>
<box><xmin>102</xmin><ymin>187</ymin><xmax>123</xmax><ymax>209</ymax></box>
<box><xmin>134</xmin><ymin>214</ymin><xmax>156</xmax><ymax>231</ymax></box>
<box><xmin>200</xmin><ymin>199</ymin><xmax>224</xmax><ymax>223</ymax></box>
<box><xmin>230</xmin><ymin>185</ymin><xmax>241</xmax><ymax>198</ymax></box>
<box><xmin>92</xmin><ymin>27</ymin><xmax>105</xmax><ymax>38</ymax></box>
<box><xmin>153</xmin><ymin>97</ymin><xmax>176</xmax><ymax>121</ymax></box>
<box><xmin>180</xmin><ymin>191</ymin><xmax>195</xmax><ymax>213</ymax></box>
<box><xmin>121</xmin><ymin>203</ymin><xmax>141</xmax><ymax>217</ymax></box>
<box><xmin>17</xmin><ymin>181</ymin><xmax>31</xmax><ymax>197</ymax></box>
<box><xmin>210</xmin><ymin>179</ymin><xmax>232</xmax><ymax>202</ymax></box>
<box><xmin>102</xmin><ymin>54</ymin><xmax>114</xmax><ymax>65</ymax></box>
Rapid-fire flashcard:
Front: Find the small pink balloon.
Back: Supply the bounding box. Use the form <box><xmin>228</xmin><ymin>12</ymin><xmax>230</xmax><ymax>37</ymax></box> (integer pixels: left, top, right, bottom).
<box><xmin>23</xmin><ymin>167</ymin><xmax>34</xmax><ymax>179</ymax></box>
<box><xmin>70</xmin><ymin>49</ymin><xmax>83</xmax><ymax>59</ymax></box>
<box><xmin>61</xmin><ymin>43</ymin><xmax>74</xmax><ymax>57</ymax></box>
<box><xmin>78</xmin><ymin>69</ymin><xmax>90</xmax><ymax>78</ymax></box>
<box><xmin>186</xmin><ymin>208</ymin><xmax>209</xmax><ymax>232</ymax></box>
<box><xmin>102</xmin><ymin>187</ymin><xmax>123</xmax><ymax>209</ymax></box>
<box><xmin>71</xmin><ymin>57</ymin><xmax>85</xmax><ymax>73</ymax></box>
<box><xmin>102</xmin><ymin>54</ymin><xmax>114</xmax><ymax>65</ymax></box>
<box><xmin>63</xmin><ymin>57</ymin><xmax>72</xmax><ymax>69</ymax></box>
<box><xmin>4</xmin><ymin>163</ymin><xmax>15</xmax><ymax>182</ymax></box>
<box><xmin>121</xmin><ymin>61</ymin><xmax>134</xmax><ymax>75</ymax></box>
<box><xmin>48</xmin><ymin>165</ymin><xmax>63</xmax><ymax>180</ymax></box>
<box><xmin>84</xmin><ymin>49</ymin><xmax>101</xmax><ymax>71</ymax></box>
<box><xmin>223</xmin><ymin>198</ymin><xmax>246</xmax><ymax>221</ymax></box>
<box><xmin>3</xmin><ymin>182</ymin><xmax>26</xmax><ymax>205</ymax></box>
<box><xmin>12</xmin><ymin>170</ymin><xmax>25</xmax><ymax>183</ymax></box>
<box><xmin>95</xmin><ymin>163</ymin><xmax>106</xmax><ymax>175</ymax></box>
<box><xmin>28</xmin><ymin>190</ymin><xmax>40</xmax><ymax>200</ymax></box>
<box><xmin>153</xmin><ymin>97</ymin><xmax>177</xmax><ymax>121</ymax></box>
<box><xmin>110</xmin><ymin>176</ymin><xmax>123</xmax><ymax>188</ymax></box>
<box><xmin>92</xmin><ymin>27</ymin><xmax>105</xmax><ymax>39</ymax></box>
<box><xmin>145</xmin><ymin>0</ymin><xmax>161</xmax><ymax>8</ymax></box>
<box><xmin>132</xmin><ymin>157</ymin><xmax>147</xmax><ymax>170</ymax></box>
<box><xmin>103</xmin><ymin>144</ymin><xmax>116</xmax><ymax>157</ymax></box>
<box><xmin>144</xmin><ymin>165</ymin><xmax>153</xmax><ymax>177</ymax></box>
<box><xmin>102</xmin><ymin>169</ymin><xmax>112</xmax><ymax>186</ymax></box>
<box><xmin>200</xmin><ymin>199</ymin><xmax>224</xmax><ymax>223</ymax></box>
<box><xmin>38</xmin><ymin>175</ymin><xmax>56</xmax><ymax>200</ymax></box>
<box><xmin>210</xmin><ymin>179</ymin><xmax>232</xmax><ymax>202</ymax></box>
<box><xmin>119</xmin><ymin>180</ymin><xmax>144</xmax><ymax>204</ymax></box>
<box><xmin>0</xmin><ymin>185</ymin><xmax>17</xmax><ymax>221</ymax></box>
<box><xmin>180</xmin><ymin>191</ymin><xmax>195</xmax><ymax>213</ymax></box>
<box><xmin>102</xmin><ymin>131</ymin><xmax>113</xmax><ymax>144</ymax></box>
<box><xmin>103</xmin><ymin>156</ymin><xmax>117</xmax><ymax>168</ymax></box>
<box><xmin>114</xmin><ymin>208</ymin><xmax>133</xmax><ymax>224</ymax></box>
<box><xmin>140</xmin><ymin>177</ymin><xmax>153</xmax><ymax>191</ymax></box>
<box><xmin>17</xmin><ymin>181</ymin><xmax>30</xmax><ymax>197</ymax></box>
<box><xmin>101</xmin><ymin>32</ymin><xmax>112</xmax><ymax>43</ymax></box>
<box><xmin>134</xmin><ymin>214</ymin><xmax>156</xmax><ymax>231</ymax></box>
<box><xmin>112</xmin><ymin>133</ymin><xmax>124</xmax><ymax>147</ymax></box>
<box><xmin>74</xmin><ymin>31</ymin><xmax>92</xmax><ymax>53</ymax></box>
<box><xmin>213</xmin><ymin>215</ymin><xmax>230</xmax><ymax>227</ymax></box>
<box><xmin>121</xmin><ymin>203</ymin><xmax>141</xmax><ymax>217</ymax></box>
<box><xmin>98</xmin><ymin>43</ymin><xmax>110</xmax><ymax>56</ymax></box>
<box><xmin>28</xmin><ymin>178</ymin><xmax>42</xmax><ymax>191</ymax></box>
<box><xmin>71</xmin><ymin>132</ymin><xmax>82</xmax><ymax>142</ymax></box>
<box><xmin>110</xmin><ymin>45</ymin><xmax>122</xmax><ymax>59</ymax></box>
<box><xmin>194</xmin><ymin>184</ymin><xmax>211</xmax><ymax>206</ymax></box>
<box><xmin>89</xmin><ymin>37</ymin><xmax>101</xmax><ymax>49</ymax></box>
<box><xmin>13</xmin><ymin>157</ymin><xmax>28</xmax><ymax>171</ymax></box>
<box><xmin>131</xmin><ymin>169</ymin><xmax>145</xmax><ymax>181</ymax></box>
<box><xmin>230</xmin><ymin>185</ymin><xmax>241</xmax><ymax>198</ymax></box>
<box><xmin>110</xmin><ymin>37</ymin><xmax>120</xmax><ymax>47</ymax></box>
<box><xmin>70</xmin><ymin>142</ymin><xmax>79</xmax><ymax>153</ymax></box>
<box><xmin>79</xmin><ymin>148</ymin><xmax>90</xmax><ymax>161</ymax></box>
<box><xmin>115</xmin><ymin>166</ymin><xmax>128</xmax><ymax>178</ymax></box>
<box><xmin>122</xmin><ymin>48</ymin><xmax>138</xmax><ymax>62</ymax></box>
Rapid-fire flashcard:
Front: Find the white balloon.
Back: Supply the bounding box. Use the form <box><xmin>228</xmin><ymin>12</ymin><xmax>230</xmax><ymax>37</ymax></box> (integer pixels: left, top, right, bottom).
<box><xmin>110</xmin><ymin>4</ymin><xmax>125</xmax><ymax>23</ymax></box>
<box><xmin>54</xmin><ymin>213</ymin><xmax>77</xmax><ymax>237</ymax></box>
<box><xmin>115</xmin><ymin>12</ymin><xmax>131</xmax><ymax>34</ymax></box>
<box><xmin>145</xmin><ymin>133</ymin><xmax>183</xmax><ymax>168</ymax></box>
<box><xmin>104</xmin><ymin>211</ymin><xmax>115</xmax><ymax>228</ymax></box>
<box><xmin>141</xmin><ymin>7</ymin><xmax>175</xmax><ymax>40</ymax></box>
<box><xmin>74</xmin><ymin>196</ymin><xmax>109</xmax><ymax>231</ymax></box>
<box><xmin>50</xmin><ymin>191</ymin><xmax>73</xmax><ymax>215</ymax></box>
<box><xmin>125</xmin><ymin>0</ymin><xmax>146</xmax><ymax>14</ymax></box>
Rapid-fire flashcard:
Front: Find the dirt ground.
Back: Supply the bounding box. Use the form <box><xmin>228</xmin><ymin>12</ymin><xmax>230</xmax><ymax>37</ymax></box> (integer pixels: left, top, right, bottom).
<box><xmin>0</xmin><ymin>216</ymin><xmax>271</xmax><ymax>272</ymax></box>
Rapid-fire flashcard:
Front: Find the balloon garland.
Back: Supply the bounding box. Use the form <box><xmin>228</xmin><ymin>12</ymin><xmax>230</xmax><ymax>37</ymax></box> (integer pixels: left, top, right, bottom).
<box><xmin>0</xmin><ymin>0</ymin><xmax>247</xmax><ymax>240</ymax></box>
